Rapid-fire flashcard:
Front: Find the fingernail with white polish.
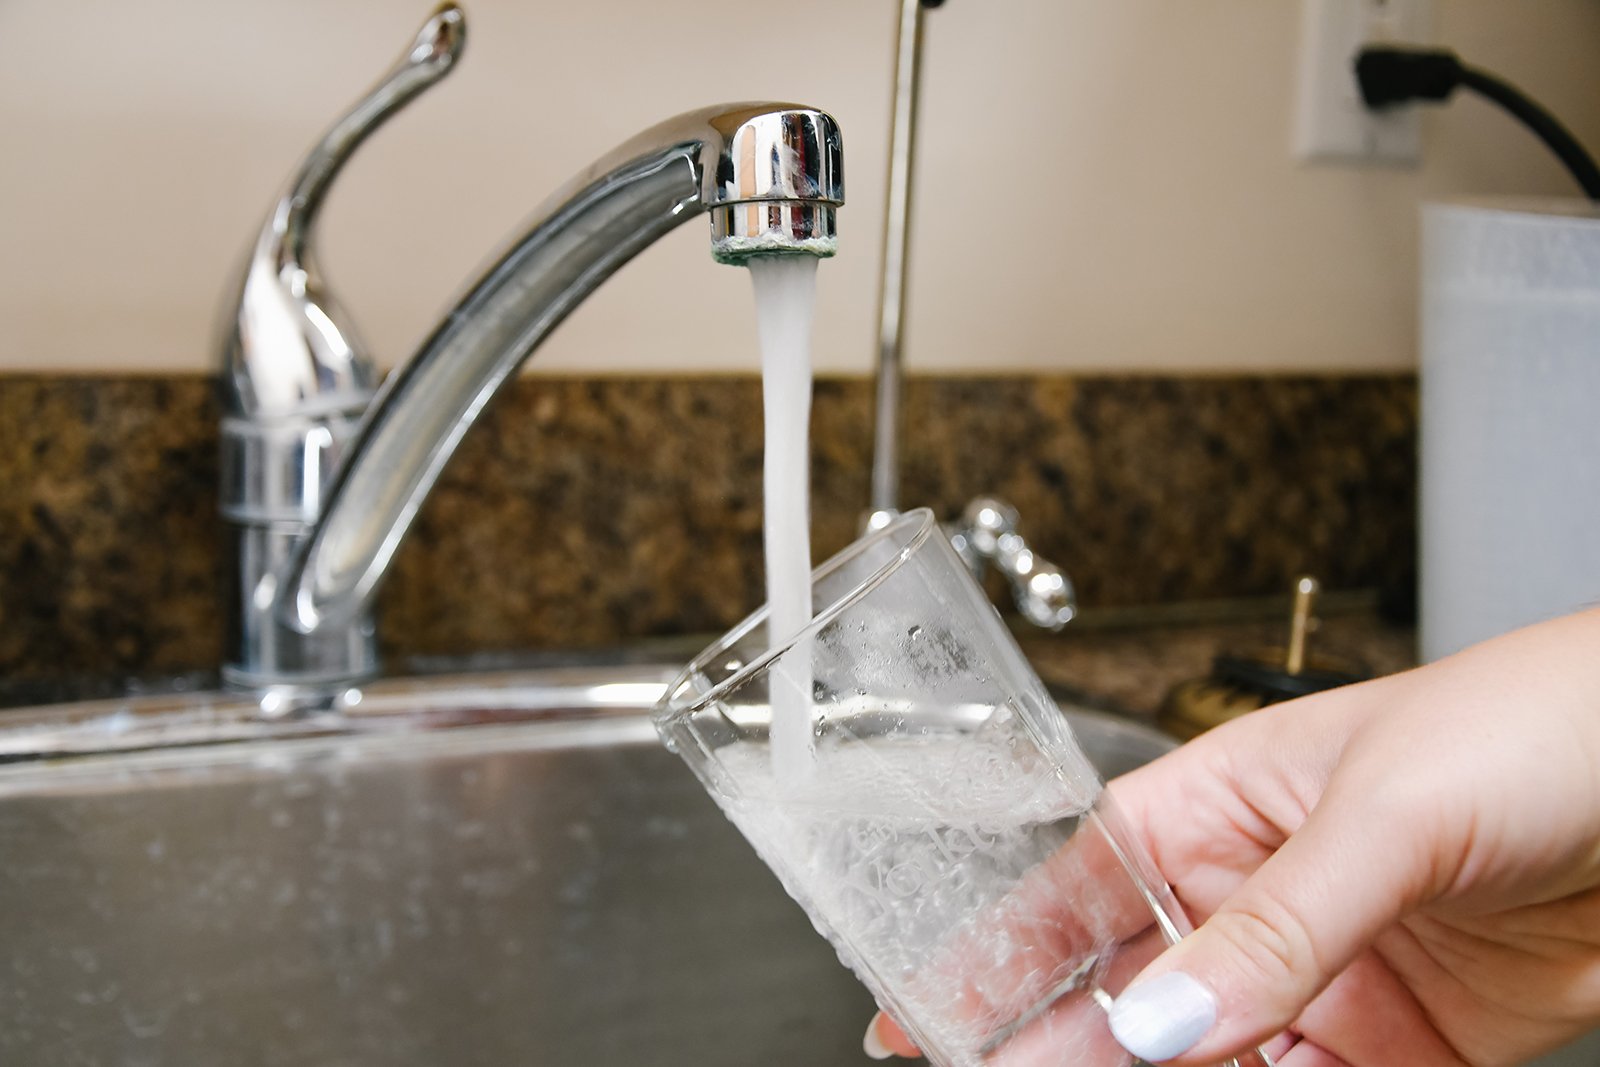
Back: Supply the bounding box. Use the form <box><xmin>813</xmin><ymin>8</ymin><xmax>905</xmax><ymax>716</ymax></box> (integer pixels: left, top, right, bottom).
<box><xmin>1107</xmin><ymin>972</ymin><xmax>1218</xmax><ymax>1063</ymax></box>
<box><xmin>863</xmin><ymin>1014</ymin><xmax>893</xmax><ymax>1060</ymax></box>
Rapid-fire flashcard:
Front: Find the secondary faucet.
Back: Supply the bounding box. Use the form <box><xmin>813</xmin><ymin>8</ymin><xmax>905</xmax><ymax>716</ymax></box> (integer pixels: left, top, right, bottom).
<box><xmin>218</xmin><ymin>3</ymin><xmax>843</xmax><ymax>696</ymax></box>
<box><xmin>864</xmin><ymin>0</ymin><xmax>1074</xmax><ymax>632</ymax></box>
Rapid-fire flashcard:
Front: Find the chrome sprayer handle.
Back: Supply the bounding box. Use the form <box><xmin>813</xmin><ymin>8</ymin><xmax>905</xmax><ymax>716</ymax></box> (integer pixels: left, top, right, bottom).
<box><xmin>947</xmin><ymin>497</ymin><xmax>1078</xmax><ymax>631</ymax></box>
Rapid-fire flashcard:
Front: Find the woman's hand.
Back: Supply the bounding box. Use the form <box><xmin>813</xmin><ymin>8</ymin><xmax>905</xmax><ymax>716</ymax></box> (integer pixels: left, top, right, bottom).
<box><xmin>867</xmin><ymin>608</ymin><xmax>1600</xmax><ymax>1065</ymax></box>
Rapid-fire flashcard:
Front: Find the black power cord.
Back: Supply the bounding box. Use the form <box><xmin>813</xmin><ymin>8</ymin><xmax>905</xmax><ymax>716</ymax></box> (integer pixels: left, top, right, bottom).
<box><xmin>1355</xmin><ymin>46</ymin><xmax>1600</xmax><ymax>202</ymax></box>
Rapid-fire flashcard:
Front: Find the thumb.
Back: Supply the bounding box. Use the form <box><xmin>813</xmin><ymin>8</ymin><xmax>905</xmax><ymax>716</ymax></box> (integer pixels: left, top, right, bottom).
<box><xmin>1107</xmin><ymin>778</ymin><xmax>1430</xmax><ymax>1063</ymax></box>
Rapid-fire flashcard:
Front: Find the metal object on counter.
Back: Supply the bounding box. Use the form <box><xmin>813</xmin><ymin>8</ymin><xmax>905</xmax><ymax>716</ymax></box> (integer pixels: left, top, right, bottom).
<box><xmin>948</xmin><ymin>497</ymin><xmax>1077</xmax><ymax>630</ymax></box>
<box><xmin>218</xmin><ymin>3</ymin><xmax>844</xmax><ymax>698</ymax></box>
<box><xmin>1160</xmin><ymin>574</ymin><xmax>1368</xmax><ymax>740</ymax></box>
<box><xmin>0</xmin><ymin>660</ymin><xmax>1170</xmax><ymax>1065</ymax></box>
<box><xmin>1284</xmin><ymin>575</ymin><xmax>1317</xmax><ymax>675</ymax></box>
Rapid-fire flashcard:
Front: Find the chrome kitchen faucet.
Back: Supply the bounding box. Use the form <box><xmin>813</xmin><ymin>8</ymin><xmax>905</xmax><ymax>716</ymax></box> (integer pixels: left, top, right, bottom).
<box><xmin>218</xmin><ymin>3</ymin><xmax>843</xmax><ymax>696</ymax></box>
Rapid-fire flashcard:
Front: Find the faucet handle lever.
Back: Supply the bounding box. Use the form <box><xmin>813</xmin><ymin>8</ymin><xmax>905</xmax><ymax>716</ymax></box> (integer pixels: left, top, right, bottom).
<box><xmin>948</xmin><ymin>497</ymin><xmax>1078</xmax><ymax>631</ymax></box>
<box><xmin>276</xmin><ymin>3</ymin><xmax>466</xmax><ymax>266</ymax></box>
<box><xmin>223</xmin><ymin>3</ymin><xmax>466</xmax><ymax>418</ymax></box>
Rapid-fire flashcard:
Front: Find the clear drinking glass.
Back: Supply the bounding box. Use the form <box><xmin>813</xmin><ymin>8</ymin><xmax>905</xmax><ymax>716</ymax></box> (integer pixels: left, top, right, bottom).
<box><xmin>653</xmin><ymin>509</ymin><xmax>1272</xmax><ymax>1067</ymax></box>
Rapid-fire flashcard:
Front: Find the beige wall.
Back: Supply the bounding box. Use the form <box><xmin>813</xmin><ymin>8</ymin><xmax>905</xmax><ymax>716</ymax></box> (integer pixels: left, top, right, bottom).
<box><xmin>2</xmin><ymin>1</ymin><xmax>1598</xmax><ymax>375</ymax></box>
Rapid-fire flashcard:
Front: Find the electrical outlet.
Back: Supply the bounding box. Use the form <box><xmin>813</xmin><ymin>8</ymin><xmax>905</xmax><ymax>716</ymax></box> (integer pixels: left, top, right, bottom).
<box><xmin>1293</xmin><ymin>0</ymin><xmax>1431</xmax><ymax>165</ymax></box>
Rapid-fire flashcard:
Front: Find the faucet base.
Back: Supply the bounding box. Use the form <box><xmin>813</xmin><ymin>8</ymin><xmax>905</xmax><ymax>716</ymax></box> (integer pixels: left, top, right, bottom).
<box><xmin>223</xmin><ymin>522</ymin><xmax>380</xmax><ymax>697</ymax></box>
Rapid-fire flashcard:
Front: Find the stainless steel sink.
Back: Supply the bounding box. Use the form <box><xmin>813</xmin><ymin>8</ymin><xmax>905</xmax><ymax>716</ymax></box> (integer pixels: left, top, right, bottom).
<box><xmin>0</xmin><ymin>661</ymin><xmax>1173</xmax><ymax>1066</ymax></box>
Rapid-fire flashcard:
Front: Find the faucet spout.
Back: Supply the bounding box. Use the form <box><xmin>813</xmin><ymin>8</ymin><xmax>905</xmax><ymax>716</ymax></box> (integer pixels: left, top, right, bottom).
<box><xmin>278</xmin><ymin>103</ymin><xmax>843</xmax><ymax>641</ymax></box>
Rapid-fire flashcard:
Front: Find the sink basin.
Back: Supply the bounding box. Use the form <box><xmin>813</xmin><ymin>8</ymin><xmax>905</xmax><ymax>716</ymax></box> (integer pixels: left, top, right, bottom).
<box><xmin>0</xmin><ymin>661</ymin><xmax>1174</xmax><ymax>1066</ymax></box>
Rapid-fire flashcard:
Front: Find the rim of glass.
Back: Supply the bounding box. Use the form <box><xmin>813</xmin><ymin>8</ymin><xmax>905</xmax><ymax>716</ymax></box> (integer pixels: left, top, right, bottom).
<box><xmin>653</xmin><ymin>507</ymin><xmax>937</xmax><ymax>722</ymax></box>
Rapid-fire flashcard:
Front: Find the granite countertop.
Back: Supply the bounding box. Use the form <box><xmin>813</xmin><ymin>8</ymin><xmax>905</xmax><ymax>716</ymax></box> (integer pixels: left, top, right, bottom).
<box><xmin>1015</xmin><ymin>601</ymin><xmax>1417</xmax><ymax>722</ymax></box>
<box><xmin>1</xmin><ymin>374</ymin><xmax>1417</xmax><ymax>688</ymax></box>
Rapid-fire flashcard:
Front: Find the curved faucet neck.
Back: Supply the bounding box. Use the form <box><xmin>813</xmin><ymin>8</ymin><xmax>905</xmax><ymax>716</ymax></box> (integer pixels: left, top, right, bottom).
<box><xmin>279</xmin><ymin>104</ymin><xmax>840</xmax><ymax>643</ymax></box>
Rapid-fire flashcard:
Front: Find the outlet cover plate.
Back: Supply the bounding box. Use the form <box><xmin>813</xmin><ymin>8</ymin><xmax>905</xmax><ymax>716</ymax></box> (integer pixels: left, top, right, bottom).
<box><xmin>1293</xmin><ymin>0</ymin><xmax>1431</xmax><ymax>165</ymax></box>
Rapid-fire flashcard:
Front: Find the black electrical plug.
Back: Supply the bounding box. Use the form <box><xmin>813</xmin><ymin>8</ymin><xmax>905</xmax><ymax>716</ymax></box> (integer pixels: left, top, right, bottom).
<box><xmin>1355</xmin><ymin>46</ymin><xmax>1465</xmax><ymax>108</ymax></box>
<box><xmin>1353</xmin><ymin>44</ymin><xmax>1600</xmax><ymax>200</ymax></box>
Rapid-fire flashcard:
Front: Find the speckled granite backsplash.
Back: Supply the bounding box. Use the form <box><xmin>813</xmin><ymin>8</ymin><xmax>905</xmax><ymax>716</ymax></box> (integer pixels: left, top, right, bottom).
<box><xmin>0</xmin><ymin>374</ymin><xmax>1416</xmax><ymax>685</ymax></box>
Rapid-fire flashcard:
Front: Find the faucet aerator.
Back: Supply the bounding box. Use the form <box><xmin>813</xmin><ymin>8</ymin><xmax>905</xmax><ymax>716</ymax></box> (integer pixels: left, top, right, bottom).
<box><xmin>709</xmin><ymin>203</ymin><xmax>838</xmax><ymax>265</ymax></box>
